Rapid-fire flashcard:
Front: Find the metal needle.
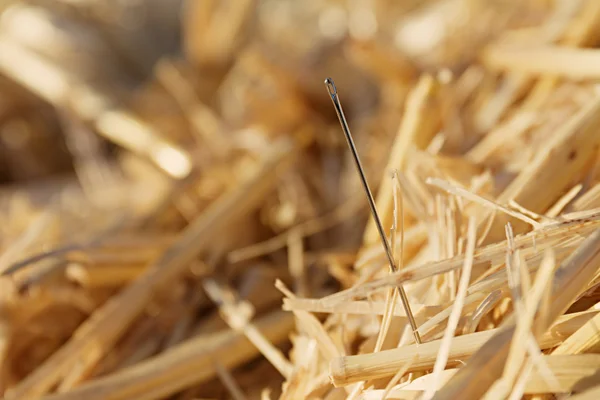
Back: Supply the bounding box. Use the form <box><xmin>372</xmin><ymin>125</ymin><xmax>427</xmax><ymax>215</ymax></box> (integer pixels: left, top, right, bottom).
<box><xmin>324</xmin><ymin>77</ymin><xmax>422</xmax><ymax>344</ymax></box>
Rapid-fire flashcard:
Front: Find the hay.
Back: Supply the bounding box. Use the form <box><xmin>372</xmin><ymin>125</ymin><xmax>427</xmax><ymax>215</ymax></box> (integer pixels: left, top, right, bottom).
<box><xmin>1</xmin><ymin>1</ymin><xmax>600</xmax><ymax>399</ymax></box>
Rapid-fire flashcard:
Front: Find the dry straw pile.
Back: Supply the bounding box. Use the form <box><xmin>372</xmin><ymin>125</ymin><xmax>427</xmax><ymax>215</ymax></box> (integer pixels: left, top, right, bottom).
<box><xmin>0</xmin><ymin>0</ymin><xmax>600</xmax><ymax>399</ymax></box>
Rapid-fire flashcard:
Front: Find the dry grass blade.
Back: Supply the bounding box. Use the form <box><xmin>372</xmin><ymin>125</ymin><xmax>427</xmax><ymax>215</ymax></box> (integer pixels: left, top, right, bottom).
<box><xmin>552</xmin><ymin>309</ymin><xmax>600</xmax><ymax>355</ymax></box>
<box><xmin>276</xmin><ymin>280</ymin><xmax>342</xmax><ymax>362</ymax></box>
<box><xmin>432</xmin><ymin>227</ymin><xmax>600</xmax><ymax>400</ymax></box>
<box><xmin>0</xmin><ymin>37</ymin><xmax>192</xmax><ymax>179</ymax></box>
<box><xmin>202</xmin><ymin>279</ymin><xmax>293</xmax><ymax>378</ymax></box>
<box><xmin>361</xmin><ymin>354</ymin><xmax>600</xmax><ymax>398</ymax></box>
<box><xmin>568</xmin><ymin>385</ymin><xmax>600</xmax><ymax>400</ymax></box>
<box><xmin>426</xmin><ymin>177</ymin><xmax>540</xmax><ymax>228</ymax></box>
<box><xmin>373</xmin><ymin>172</ymin><xmax>404</xmax><ymax>353</ymax></box>
<box><xmin>4</xmin><ymin>140</ymin><xmax>296</xmax><ymax>399</ymax></box>
<box><xmin>214</xmin><ymin>361</ymin><xmax>247</xmax><ymax>400</ymax></box>
<box><xmin>484</xmin><ymin>249</ymin><xmax>557</xmax><ymax>399</ymax></box>
<box><xmin>328</xmin><ymin>310</ymin><xmax>597</xmax><ymax>387</ymax></box>
<box><xmin>38</xmin><ymin>311</ymin><xmax>293</xmax><ymax>400</ymax></box>
<box><xmin>363</xmin><ymin>74</ymin><xmax>439</xmax><ymax>245</ymax></box>
<box><xmin>484</xmin><ymin>45</ymin><xmax>600</xmax><ymax>80</ymax></box>
<box><xmin>228</xmin><ymin>197</ymin><xmax>363</xmax><ymax>263</ymax></box>
<box><xmin>282</xmin><ymin>298</ymin><xmax>439</xmax><ymax>318</ymax></box>
<box><xmin>490</xmin><ymin>93</ymin><xmax>600</xmax><ymax>240</ymax></box>
<box><xmin>318</xmin><ymin>214</ymin><xmax>600</xmax><ymax>306</ymax></box>
<box><xmin>423</xmin><ymin>217</ymin><xmax>476</xmax><ymax>399</ymax></box>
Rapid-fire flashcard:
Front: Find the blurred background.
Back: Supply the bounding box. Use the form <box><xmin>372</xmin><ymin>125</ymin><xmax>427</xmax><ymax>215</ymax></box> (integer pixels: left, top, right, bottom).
<box><xmin>0</xmin><ymin>0</ymin><xmax>550</xmax><ymax>187</ymax></box>
<box><xmin>1</xmin><ymin>0</ymin><xmax>599</xmax><ymax>399</ymax></box>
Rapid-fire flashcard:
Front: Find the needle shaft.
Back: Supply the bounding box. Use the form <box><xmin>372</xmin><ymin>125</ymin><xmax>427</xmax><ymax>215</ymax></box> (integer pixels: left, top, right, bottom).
<box><xmin>324</xmin><ymin>77</ymin><xmax>422</xmax><ymax>344</ymax></box>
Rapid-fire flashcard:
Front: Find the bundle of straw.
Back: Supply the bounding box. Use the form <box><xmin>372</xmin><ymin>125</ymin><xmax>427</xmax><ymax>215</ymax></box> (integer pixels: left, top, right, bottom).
<box><xmin>1</xmin><ymin>0</ymin><xmax>600</xmax><ymax>399</ymax></box>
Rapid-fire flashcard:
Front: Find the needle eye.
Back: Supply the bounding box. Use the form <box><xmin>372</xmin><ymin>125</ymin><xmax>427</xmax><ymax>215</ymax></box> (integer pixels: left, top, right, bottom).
<box><xmin>324</xmin><ymin>77</ymin><xmax>337</xmax><ymax>96</ymax></box>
